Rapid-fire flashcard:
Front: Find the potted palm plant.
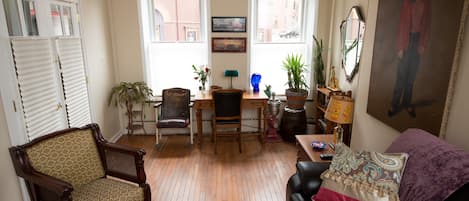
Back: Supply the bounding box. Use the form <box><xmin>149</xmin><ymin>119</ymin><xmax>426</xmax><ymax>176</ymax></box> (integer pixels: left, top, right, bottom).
<box><xmin>108</xmin><ymin>82</ymin><xmax>153</xmax><ymax>134</ymax></box>
<box><xmin>313</xmin><ymin>36</ymin><xmax>325</xmax><ymax>87</ymax></box>
<box><xmin>283</xmin><ymin>54</ymin><xmax>309</xmax><ymax>109</ymax></box>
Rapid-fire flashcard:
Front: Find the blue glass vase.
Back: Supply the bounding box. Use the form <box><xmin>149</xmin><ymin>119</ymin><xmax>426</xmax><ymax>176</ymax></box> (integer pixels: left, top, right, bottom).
<box><xmin>251</xmin><ymin>73</ymin><xmax>262</xmax><ymax>93</ymax></box>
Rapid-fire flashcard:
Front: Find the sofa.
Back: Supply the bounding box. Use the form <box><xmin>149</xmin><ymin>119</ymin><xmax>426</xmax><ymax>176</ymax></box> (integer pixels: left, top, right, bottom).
<box><xmin>287</xmin><ymin>129</ymin><xmax>469</xmax><ymax>201</ymax></box>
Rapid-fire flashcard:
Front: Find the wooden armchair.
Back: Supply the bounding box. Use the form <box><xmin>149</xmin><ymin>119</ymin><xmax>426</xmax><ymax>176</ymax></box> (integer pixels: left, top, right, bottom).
<box><xmin>9</xmin><ymin>123</ymin><xmax>151</xmax><ymax>201</ymax></box>
<box><xmin>154</xmin><ymin>88</ymin><xmax>193</xmax><ymax>145</ymax></box>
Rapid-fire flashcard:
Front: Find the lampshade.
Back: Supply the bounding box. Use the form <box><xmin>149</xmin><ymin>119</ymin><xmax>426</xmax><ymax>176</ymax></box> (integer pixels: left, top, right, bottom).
<box><xmin>325</xmin><ymin>95</ymin><xmax>354</xmax><ymax>124</ymax></box>
<box><xmin>224</xmin><ymin>70</ymin><xmax>239</xmax><ymax>77</ymax></box>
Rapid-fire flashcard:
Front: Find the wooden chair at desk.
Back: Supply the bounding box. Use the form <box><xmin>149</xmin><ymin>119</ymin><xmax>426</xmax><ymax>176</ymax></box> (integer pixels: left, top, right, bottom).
<box><xmin>212</xmin><ymin>89</ymin><xmax>243</xmax><ymax>153</ymax></box>
<box><xmin>154</xmin><ymin>88</ymin><xmax>193</xmax><ymax>145</ymax></box>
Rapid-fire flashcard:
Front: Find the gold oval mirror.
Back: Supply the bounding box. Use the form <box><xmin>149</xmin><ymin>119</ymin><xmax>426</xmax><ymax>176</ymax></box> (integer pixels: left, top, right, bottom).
<box><xmin>340</xmin><ymin>6</ymin><xmax>365</xmax><ymax>82</ymax></box>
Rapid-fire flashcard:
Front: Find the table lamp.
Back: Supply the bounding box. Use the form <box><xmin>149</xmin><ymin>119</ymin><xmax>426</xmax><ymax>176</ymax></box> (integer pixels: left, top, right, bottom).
<box><xmin>324</xmin><ymin>95</ymin><xmax>354</xmax><ymax>144</ymax></box>
<box><xmin>224</xmin><ymin>70</ymin><xmax>239</xmax><ymax>88</ymax></box>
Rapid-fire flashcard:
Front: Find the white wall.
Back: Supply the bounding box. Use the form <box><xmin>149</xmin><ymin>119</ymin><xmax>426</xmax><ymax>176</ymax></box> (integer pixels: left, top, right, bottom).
<box><xmin>0</xmin><ymin>97</ymin><xmax>23</xmax><ymax>201</ymax></box>
<box><xmin>327</xmin><ymin>0</ymin><xmax>369</xmax><ymax>96</ymax></box>
<box><xmin>210</xmin><ymin>0</ymin><xmax>249</xmax><ymax>89</ymax></box>
<box><xmin>107</xmin><ymin>0</ymin><xmax>145</xmax><ymax>82</ymax></box>
<box><xmin>80</xmin><ymin>0</ymin><xmax>121</xmax><ymax>139</ymax></box>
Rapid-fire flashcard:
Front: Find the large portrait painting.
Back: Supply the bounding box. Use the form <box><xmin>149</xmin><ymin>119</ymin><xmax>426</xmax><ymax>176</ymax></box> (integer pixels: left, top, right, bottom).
<box><xmin>367</xmin><ymin>0</ymin><xmax>468</xmax><ymax>135</ymax></box>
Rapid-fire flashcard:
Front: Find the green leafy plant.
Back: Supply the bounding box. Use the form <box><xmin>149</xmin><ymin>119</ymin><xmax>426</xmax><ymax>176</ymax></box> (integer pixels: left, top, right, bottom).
<box><xmin>264</xmin><ymin>84</ymin><xmax>272</xmax><ymax>99</ymax></box>
<box><xmin>108</xmin><ymin>82</ymin><xmax>153</xmax><ymax>134</ymax></box>
<box><xmin>282</xmin><ymin>53</ymin><xmax>309</xmax><ymax>92</ymax></box>
<box><xmin>313</xmin><ymin>36</ymin><xmax>325</xmax><ymax>87</ymax></box>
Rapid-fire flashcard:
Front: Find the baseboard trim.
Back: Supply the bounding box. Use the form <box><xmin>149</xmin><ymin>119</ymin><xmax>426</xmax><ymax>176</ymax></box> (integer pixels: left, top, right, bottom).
<box><xmin>109</xmin><ymin>130</ymin><xmax>123</xmax><ymax>143</ymax></box>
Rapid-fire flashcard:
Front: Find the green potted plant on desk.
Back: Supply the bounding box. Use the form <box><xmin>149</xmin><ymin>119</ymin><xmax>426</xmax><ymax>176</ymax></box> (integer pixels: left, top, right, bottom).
<box><xmin>108</xmin><ymin>82</ymin><xmax>153</xmax><ymax>134</ymax></box>
<box><xmin>282</xmin><ymin>53</ymin><xmax>309</xmax><ymax>109</ymax></box>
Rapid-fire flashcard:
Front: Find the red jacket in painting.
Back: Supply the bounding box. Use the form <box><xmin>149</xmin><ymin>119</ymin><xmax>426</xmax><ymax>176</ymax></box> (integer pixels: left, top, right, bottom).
<box><xmin>397</xmin><ymin>0</ymin><xmax>431</xmax><ymax>53</ymax></box>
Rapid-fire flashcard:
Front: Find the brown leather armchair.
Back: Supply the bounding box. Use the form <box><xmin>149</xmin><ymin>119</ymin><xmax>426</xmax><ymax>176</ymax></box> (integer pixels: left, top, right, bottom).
<box><xmin>9</xmin><ymin>123</ymin><xmax>151</xmax><ymax>201</ymax></box>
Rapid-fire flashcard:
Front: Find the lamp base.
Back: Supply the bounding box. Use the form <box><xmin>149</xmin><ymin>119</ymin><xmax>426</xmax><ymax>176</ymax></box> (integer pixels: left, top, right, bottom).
<box><xmin>333</xmin><ymin>124</ymin><xmax>344</xmax><ymax>144</ymax></box>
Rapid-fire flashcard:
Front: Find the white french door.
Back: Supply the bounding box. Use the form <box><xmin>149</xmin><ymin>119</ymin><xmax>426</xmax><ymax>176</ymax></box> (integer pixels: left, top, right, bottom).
<box><xmin>10</xmin><ymin>37</ymin><xmax>69</xmax><ymax>140</ymax></box>
<box><xmin>56</xmin><ymin>37</ymin><xmax>92</xmax><ymax>128</ymax></box>
<box><xmin>10</xmin><ymin>37</ymin><xmax>92</xmax><ymax>141</ymax></box>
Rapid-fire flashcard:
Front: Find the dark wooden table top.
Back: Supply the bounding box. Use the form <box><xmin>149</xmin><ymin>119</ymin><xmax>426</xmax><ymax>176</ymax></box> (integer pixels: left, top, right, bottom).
<box><xmin>296</xmin><ymin>134</ymin><xmax>334</xmax><ymax>162</ymax></box>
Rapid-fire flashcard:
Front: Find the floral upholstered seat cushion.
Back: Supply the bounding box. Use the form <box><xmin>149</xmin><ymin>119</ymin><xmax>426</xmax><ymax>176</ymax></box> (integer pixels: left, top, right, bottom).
<box><xmin>25</xmin><ymin>129</ymin><xmax>105</xmax><ymax>187</ymax></box>
<box><xmin>72</xmin><ymin>178</ymin><xmax>144</xmax><ymax>201</ymax></box>
<box><xmin>313</xmin><ymin>143</ymin><xmax>408</xmax><ymax>201</ymax></box>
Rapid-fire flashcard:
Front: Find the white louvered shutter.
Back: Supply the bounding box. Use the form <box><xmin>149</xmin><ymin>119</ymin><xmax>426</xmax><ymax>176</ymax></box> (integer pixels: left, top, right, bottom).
<box><xmin>56</xmin><ymin>38</ymin><xmax>91</xmax><ymax>127</ymax></box>
<box><xmin>11</xmin><ymin>38</ymin><xmax>68</xmax><ymax>140</ymax></box>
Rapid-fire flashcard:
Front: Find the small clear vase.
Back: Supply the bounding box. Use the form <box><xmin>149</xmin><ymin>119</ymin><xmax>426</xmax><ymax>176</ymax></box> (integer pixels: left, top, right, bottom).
<box><xmin>201</xmin><ymin>81</ymin><xmax>206</xmax><ymax>91</ymax></box>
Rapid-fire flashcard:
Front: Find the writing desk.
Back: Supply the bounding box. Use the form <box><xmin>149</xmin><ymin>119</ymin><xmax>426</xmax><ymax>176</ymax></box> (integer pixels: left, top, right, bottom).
<box><xmin>193</xmin><ymin>90</ymin><xmax>268</xmax><ymax>145</ymax></box>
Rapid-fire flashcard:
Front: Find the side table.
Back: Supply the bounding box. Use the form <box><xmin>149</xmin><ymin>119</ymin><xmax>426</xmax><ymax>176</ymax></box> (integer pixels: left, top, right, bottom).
<box><xmin>295</xmin><ymin>134</ymin><xmax>334</xmax><ymax>162</ymax></box>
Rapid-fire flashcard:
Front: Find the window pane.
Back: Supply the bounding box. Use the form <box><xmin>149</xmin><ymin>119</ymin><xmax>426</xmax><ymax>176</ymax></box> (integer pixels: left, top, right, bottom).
<box><xmin>50</xmin><ymin>4</ymin><xmax>63</xmax><ymax>36</ymax></box>
<box><xmin>251</xmin><ymin>0</ymin><xmax>312</xmax><ymax>94</ymax></box>
<box><xmin>3</xmin><ymin>0</ymin><xmax>22</xmax><ymax>36</ymax></box>
<box><xmin>153</xmin><ymin>0</ymin><xmax>201</xmax><ymax>42</ymax></box>
<box><xmin>61</xmin><ymin>6</ymin><xmax>73</xmax><ymax>36</ymax></box>
<box><xmin>149</xmin><ymin>43</ymin><xmax>208</xmax><ymax>94</ymax></box>
<box><xmin>256</xmin><ymin>0</ymin><xmax>303</xmax><ymax>43</ymax></box>
<box><xmin>22</xmin><ymin>0</ymin><xmax>39</xmax><ymax>36</ymax></box>
<box><xmin>250</xmin><ymin>43</ymin><xmax>309</xmax><ymax>94</ymax></box>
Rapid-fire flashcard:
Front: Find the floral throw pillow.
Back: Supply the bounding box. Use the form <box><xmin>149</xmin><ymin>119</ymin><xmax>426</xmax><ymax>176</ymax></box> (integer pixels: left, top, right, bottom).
<box><xmin>312</xmin><ymin>143</ymin><xmax>408</xmax><ymax>201</ymax></box>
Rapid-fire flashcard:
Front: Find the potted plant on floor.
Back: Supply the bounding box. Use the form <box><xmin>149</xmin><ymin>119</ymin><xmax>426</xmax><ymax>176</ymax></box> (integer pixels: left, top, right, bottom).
<box><xmin>108</xmin><ymin>82</ymin><xmax>153</xmax><ymax>134</ymax></box>
<box><xmin>283</xmin><ymin>53</ymin><xmax>309</xmax><ymax>109</ymax></box>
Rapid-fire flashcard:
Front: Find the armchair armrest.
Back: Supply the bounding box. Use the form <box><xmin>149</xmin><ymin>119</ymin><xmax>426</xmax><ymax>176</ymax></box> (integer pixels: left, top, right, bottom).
<box><xmin>296</xmin><ymin>161</ymin><xmax>330</xmax><ymax>199</ymax></box>
<box><xmin>24</xmin><ymin>172</ymin><xmax>74</xmax><ymax>200</ymax></box>
<box><xmin>101</xmin><ymin>142</ymin><xmax>147</xmax><ymax>186</ymax></box>
<box><xmin>9</xmin><ymin>147</ymin><xmax>73</xmax><ymax>201</ymax></box>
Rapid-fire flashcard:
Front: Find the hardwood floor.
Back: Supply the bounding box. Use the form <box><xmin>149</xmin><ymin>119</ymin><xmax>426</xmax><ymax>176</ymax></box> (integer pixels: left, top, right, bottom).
<box><xmin>117</xmin><ymin>135</ymin><xmax>297</xmax><ymax>201</ymax></box>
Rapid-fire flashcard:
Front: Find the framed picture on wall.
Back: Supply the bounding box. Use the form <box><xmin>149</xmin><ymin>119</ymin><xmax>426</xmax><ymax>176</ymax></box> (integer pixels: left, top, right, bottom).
<box><xmin>212</xmin><ymin>38</ymin><xmax>246</xmax><ymax>52</ymax></box>
<box><xmin>212</xmin><ymin>17</ymin><xmax>247</xmax><ymax>32</ymax></box>
<box><xmin>367</xmin><ymin>0</ymin><xmax>468</xmax><ymax>136</ymax></box>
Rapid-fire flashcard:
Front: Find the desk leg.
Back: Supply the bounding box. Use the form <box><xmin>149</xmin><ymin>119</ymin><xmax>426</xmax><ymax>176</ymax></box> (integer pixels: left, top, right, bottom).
<box><xmin>262</xmin><ymin>103</ymin><xmax>267</xmax><ymax>143</ymax></box>
<box><xmin>257</xmin><ymin>108</ymin><xmax>262</xmax><ymax>134</ymax></box>
<box><xmin>257</xmin><ymin>106</ymin><xmax>267</xmax><ymax>144</ymax></box>
<box><xmin>196</xmin><ymin>108</ymin><xmax>202</xmax><ymax>145</ymax></box>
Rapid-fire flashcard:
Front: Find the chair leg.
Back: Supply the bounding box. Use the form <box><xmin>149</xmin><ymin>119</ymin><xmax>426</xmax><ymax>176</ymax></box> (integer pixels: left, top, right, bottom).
<box><xmin>238</xmin><ymin>127</ymin><xmax>242</xmax><ymax>153</ymax></box>
<box><xmin>156</xmin><ymin>128</ymin><xmax>159</xmax><ymax>145</ymax></box>
<box><xmin>155</xmin><ymin>107</ymin><xmax>159</xmax><ymax>145</ymax></box>
<box><xmin>189</xmin><ymin>108</ymin><xmax>194</xmax><ymax>144</ymax></box>
<box><xmin>190</xmin><ymin>126</ymin><xmax>193</xmax><ymax>145</ymax></box>
<box><xmin>213</xmin><ymin>121</ymin><xmax>217</xmax><ymax>154</ymax></box>
<box><xmin>211</xmin><ymin>123</ymin><xmax>215</xmax><ymax>143</ymax></box>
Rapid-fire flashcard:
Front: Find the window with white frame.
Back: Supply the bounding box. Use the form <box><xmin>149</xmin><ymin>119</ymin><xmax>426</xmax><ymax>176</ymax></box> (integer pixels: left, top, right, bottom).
<box><xmin>50</xmin><ymin>3</ymin><xmax>74</xmax><ymax>36</ymax></box>
<box><xmin>146</xmin><ymin>0</ymin><xmax>208</xmax><ymax>94</ymax></box>
<box><xmin>250</xmin><ymin>0</ymin><xmax>315</xmax><ymax>95</ymax></box>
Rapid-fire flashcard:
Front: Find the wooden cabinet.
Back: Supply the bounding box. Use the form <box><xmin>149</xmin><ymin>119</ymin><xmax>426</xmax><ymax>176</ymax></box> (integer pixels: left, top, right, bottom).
<box><xmin>315</xmin><ymin>87</ymin><xmax>352</xmax><ymax>146</ymax></box>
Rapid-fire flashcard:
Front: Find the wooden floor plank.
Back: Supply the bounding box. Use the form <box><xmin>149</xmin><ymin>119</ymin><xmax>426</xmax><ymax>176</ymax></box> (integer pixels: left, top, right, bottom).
<box><xmin>117</xmin><ymin>135</ymin><xmax>297</xmax><ymax>201</ymax></box>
